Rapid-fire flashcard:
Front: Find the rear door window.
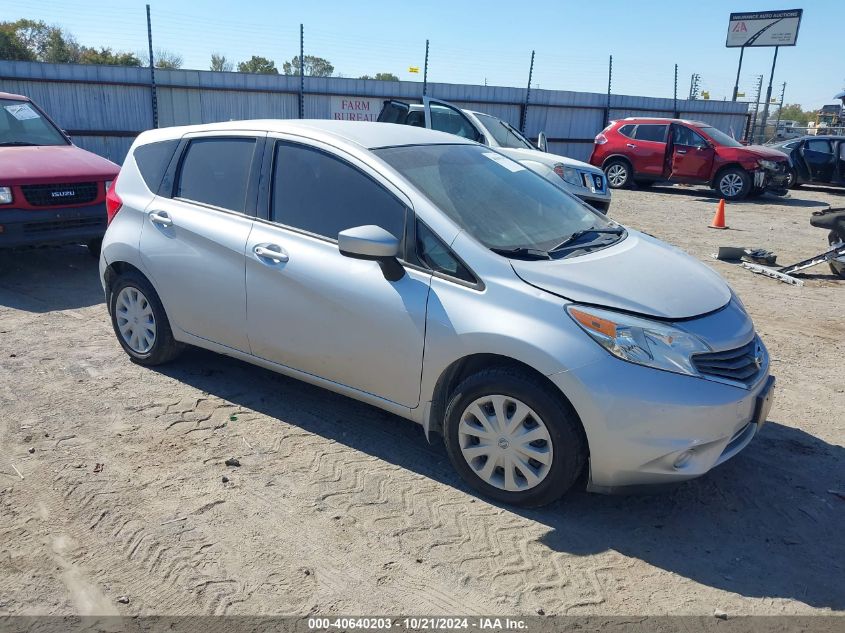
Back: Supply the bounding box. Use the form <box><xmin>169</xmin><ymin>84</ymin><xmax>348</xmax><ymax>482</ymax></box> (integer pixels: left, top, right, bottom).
<box><xmin>806</xmin><ymin>139</ymin><xmax>833</xmax><ymax>154</ymax></box>
<box><xmin>633</xmin><ymin>124</ymin><xmax>668</xmax><ymax>142</ymax></box>
<box><xmin>176</xmin><ymin>137</ymin><xmax>257</xmax><ymax>212</ymax></box>
<box><xmin>271</xmin><ymin>141</ymin><xmax>407</xmax><ymax>244</ymax></box>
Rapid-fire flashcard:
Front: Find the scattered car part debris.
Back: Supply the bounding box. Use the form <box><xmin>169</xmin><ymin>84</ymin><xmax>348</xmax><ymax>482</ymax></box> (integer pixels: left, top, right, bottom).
<box><xmin>742</xmin><ymin>249</ymin><xmax>777</xmax><ymax>266</ymax></box>
<box><xmin>224</xmin><ymin>457</ymin><xmax>241</xmax><ymax>467</ymax></box>
<box><xmin>93</xmin><ymin>463</ymin><xmax>104</xmax><ymax>473</ymax></box>
<box><xmin>713</xmin><ymin>246</ymin><xmax>746</xmax><ymax>261</ymax></box>
<box><xmin>742</xmin><ymin>208</ymin><xmax>845</xmax><ymax>285</ymax></box>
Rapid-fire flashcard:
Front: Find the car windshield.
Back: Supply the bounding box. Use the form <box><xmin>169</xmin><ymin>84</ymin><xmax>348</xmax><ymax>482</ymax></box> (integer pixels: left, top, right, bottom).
<box><xmin>473</xmin><ymin>113</ymin><xmax>535</xmax><ymax>150</ymax></box>
<box><xmin>699</xmin><ymin>126</ymin><xmax>743</xmax><ymax>148</ymax></box>
<box><xmin>0</xmin><ymin>98</ymin><xmax>68</xmax><ymax>146</ymax></box>
<box><xmin>375</xmin><ymin>144</ymin><xmax>613</xmax><ymax>253</ymax></box>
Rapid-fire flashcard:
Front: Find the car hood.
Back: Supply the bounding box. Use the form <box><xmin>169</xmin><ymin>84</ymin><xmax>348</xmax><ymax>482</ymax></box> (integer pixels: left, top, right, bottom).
<box><xmin>497</xmin><ymin>147</ymin><xmax>601</xmax><ymax>173</ymax></box>
<box><xmin>722</xmin><ymin>144</ymin><xmax>789</xmax><ymax>161</ymax></box>
<box><xmin>0</xmin><ymin>145</ymin><xmax>119</xmax><ymax>185</ymax></box>
<box><xmin>510</xmin><ymin>230</ymin><xmax>731</xmax><ymax>319</ymax></box>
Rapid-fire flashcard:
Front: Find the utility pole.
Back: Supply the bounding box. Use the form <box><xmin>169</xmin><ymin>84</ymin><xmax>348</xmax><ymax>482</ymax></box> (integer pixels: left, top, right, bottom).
<box><xmin>520</xmin><ymin>50</ymin><xmax>535</xmax><ymax>134</ymax></box>
<box><xmin>758</xmin><ymin>46</ymin><xmax>779</xmax><ymax>144</ymax></box>
<box><xmin>732</xmin><ymin>46</ymin><xmax>745</xmax><ymax>101</ymax></box>
<box><xmin>673</xmin><ymin>64</ymin><xmax>679</xmax><ymax>117</ymax></box>
<box><xmin>749</xmin><ymin>74</ymin><xmax>764</xmax><ymax>142</ymax></box>
<box><xmin>422</xmin><ymin>39</ymin><xmax>429</xmax><ymax>97</ymax></box>
<box><xmin>299</xmin><ymin>24</ymin><xmax>305</xmax><ymax>119</ymax></box>
<box><xmin>146</xmin><ymin>4</ymin><xmax>158</xmax><ymax>128</ymax></box>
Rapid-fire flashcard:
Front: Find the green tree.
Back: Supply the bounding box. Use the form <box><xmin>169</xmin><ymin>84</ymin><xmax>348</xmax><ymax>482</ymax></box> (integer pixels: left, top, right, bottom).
<box><xmin>237</xmin><ymin>55</ymin><xmax>278</xmax><ymax>74</ymax></box>
<box><xmin>777</xmin><ymin>103</ymin><xmax>813</xmax><ymax>125</ymax></box>
<box><xmin>0</xmin><ymin>26</ymin><xmax>35</xmax><ymax>61</ymax></box>
<box><xmin>210</xmin><ymin>53</ymin><xmax>232</xmax><ymax>72</ymax></box>
<box><xmin>77</xmin><ymin>46</ymin><xmax>141</xmax><ymax>66</ymax></box>
<box><xmin>359</xmin><ymin>72</ymin><xmax>399</xmax><ymax>81</ymax></box>
<box><xmin>282</xmin><ymin>54</ymin><xmax>333</xmax><ymax>77</ymax></box>
<box><xmin>155</xmin><ymin>49</ymin><xmax>183</xmax><ymax>69</ymax></box>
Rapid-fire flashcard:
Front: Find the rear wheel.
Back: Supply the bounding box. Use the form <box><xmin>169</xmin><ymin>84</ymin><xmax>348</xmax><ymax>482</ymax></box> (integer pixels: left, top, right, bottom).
<box><xmin>715</xmin><ymin>167</ymin><xmax>751</xmax><ymax>200</ymax></box>
<box><xmin>604</xmin><ymin>159</ymin><xmax>632</xmax><ymax>189</ymax></box>
<box><xmin>443</xmin><ymin>367</ymin><xmax>586</xmax><ymax>507</ymax></box>
<box><xmin>109</xmin><ymin>271</ymin><xmax>183</xmax><ymax>366</ymax></box>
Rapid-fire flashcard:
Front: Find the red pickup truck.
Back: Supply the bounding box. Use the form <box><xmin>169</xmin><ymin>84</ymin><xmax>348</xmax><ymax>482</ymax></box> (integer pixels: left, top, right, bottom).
<box><xmin>0</xmin><ymin>91</ymin><xmax>119</xmax><ymax>255</ymax></box>
<box><xmin>590</xmin><ymin>117</ymin><xmax>790</xmax><ymax>200</ymax></box>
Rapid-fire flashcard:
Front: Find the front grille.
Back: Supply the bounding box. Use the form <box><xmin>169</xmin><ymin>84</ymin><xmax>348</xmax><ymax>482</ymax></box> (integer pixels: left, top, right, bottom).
<box><xmin>21</xmin><ymin>182</ymin><xmax>99</xmax><ymax>207</ymax></box>
<box><xmin>692</xmin><ymin>338</ymin><xmax>763</xmax><ymax>386</ymax></box>
<box><xmin>22</xmin><ymin>216</ymin><xmax>105</xmax><ymax>234</ymax></box>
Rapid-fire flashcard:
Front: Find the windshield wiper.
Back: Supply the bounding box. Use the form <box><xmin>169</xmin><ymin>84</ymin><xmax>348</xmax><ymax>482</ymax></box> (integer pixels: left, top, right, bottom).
<box><xmin>550</xmin><ymin>227</ymin><xmax>625</xmax><ymax>252</ymax></box>
<box><xmin>490</xmin><ymin>246</ymin><xmax>551</xmax><ymax>260</ymax></box>
<box><xmin>0</xmin><ymin>141</ymin><xmax>38</xmax><ymax>146</ymax></box>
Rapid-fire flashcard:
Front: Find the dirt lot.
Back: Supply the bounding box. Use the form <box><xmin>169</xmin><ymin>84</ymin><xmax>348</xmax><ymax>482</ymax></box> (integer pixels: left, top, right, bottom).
<box><xmin>1</xmin><ymin>184</ymin><xmax>843</xmax><ymax>617</ymax></box>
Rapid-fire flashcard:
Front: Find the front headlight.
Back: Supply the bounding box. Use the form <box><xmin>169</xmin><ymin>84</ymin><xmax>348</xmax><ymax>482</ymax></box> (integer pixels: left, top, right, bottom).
<box><xmin>758</xmin><ymin>159</ymin><xmax>777</xmax><ymax>170</ymax></box>
<box><xmin>0</xmin><ymin>186</ymin><xmax>12</xmax><ymax>204</ymax></box>
<box><xmin>553</xmin><ymin>164</ymin><xmax>584</xmax><ymax>188</ymax></box>
<box><xmin>566</xmin><ymin>304</ymin><xmax>711</xmax><ymax>376</ymax></box>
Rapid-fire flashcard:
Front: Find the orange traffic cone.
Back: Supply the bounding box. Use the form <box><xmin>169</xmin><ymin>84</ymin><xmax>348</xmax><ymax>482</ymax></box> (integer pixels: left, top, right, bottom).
<box><xmin>709</xmin><ymin>199</ymin><xmax>728</xmax><ymax>229</ymax></box>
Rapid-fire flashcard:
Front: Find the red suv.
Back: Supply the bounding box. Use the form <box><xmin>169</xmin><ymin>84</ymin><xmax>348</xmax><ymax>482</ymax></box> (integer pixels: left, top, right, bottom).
<box><xmin>0</xmin><ymin>91</ymin><xmax>119</xmax><ymax>255</ymax></box>
<box><xmin>589</xmin><ymin>118</ymin><xmax>790</xmax><ymax>200</ymax></box>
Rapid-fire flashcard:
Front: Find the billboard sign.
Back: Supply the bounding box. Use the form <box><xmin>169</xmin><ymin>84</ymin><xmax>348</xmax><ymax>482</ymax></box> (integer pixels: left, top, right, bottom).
<box><xmin>726</xmin><ymin>9</ymin><xmax>803</xmax><ymax>47</ymax></box>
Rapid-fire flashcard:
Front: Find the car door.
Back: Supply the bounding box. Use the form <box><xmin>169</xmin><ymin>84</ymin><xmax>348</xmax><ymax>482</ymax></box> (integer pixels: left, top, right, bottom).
<box><xmin>623</xmin><ymin>123</ymin><xmax>667</xmax><ymax>176</ymax></box>
<box><xmin>245</xmin><ymin>137</ymin><xmax>431</xmax><ymax>408</ymax></box>
<box><xmin>139</xmin><ymin>132</ymin><xmax>264</xmax><ymax>353</ymax></box>
<box><xmin>665</xmin><ymin>124</ymin><xmax>715</xmax><ymax>182</ymax></box>
<box><xmin>377</xmin><ymin>100</ymin><xmax>411</xmax><ymax>124</ymax></box>
<box><xmin>802</xmin><ymin>139</ymin><xmax>836</xmax><ymax>182</ymax></box>
<box><xmin>423</xmin><ymin>97</ymin><xmax>485</xmax><ymax>143</ymax></box>
<box><xmin>835</xmin><ymin>140</ymin><xmax>845</xmax><ymax>185</ymax></box>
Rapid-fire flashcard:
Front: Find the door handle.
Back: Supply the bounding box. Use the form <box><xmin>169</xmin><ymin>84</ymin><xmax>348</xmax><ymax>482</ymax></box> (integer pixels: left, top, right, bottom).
<box><xmin>676</xmin><ymin>149</ymin><xmax>688</xmax><ymax>154</ymax></box>
<box><xmin>626</xmin><ymin>143</ymin><xmax>637</xmax><ymax>149</ymax></box>
<box><xmin>149</xmin><ymin>210</ymin><xmax>173</xmax><ymax>227</ymax></box>
<box><xmin>253</xmin><ymin>244</ymin><xmax>289</xmax><ymax>263</ymax></box>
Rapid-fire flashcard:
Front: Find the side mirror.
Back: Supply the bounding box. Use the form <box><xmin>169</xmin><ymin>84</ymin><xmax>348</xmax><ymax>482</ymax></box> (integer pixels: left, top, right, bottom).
<box><xmin>338</xmin><ymin>225</ymin><xmax>404</xmax><ymax>282</ymax></box>
<box><xmin>537</xmin><ymin>132</ymin><xmax>548</xmax><ymax>152</ymax></box>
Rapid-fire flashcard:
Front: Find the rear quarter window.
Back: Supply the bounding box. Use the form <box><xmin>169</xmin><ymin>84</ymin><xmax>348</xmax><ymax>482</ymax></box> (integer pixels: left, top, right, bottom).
<box><xmin>133</xmin><ymin>139</ymin><xmax>179</xmax><ymax>193</ymax></box>
<box><xmin>618</xmin><ymin>124</ymin><xmax>635</xmax><ymax>138</ymax></box>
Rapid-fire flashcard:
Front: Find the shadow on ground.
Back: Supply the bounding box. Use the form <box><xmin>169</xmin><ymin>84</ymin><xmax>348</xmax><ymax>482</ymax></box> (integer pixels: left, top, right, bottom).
<box><xmin>641</xmin><ymin>186</ymin><xmax>832</xmax><ymax>208</ymax></box>
<box><xmin>0</xmin><ymin>245</ymin><xmax>102</xmax><ymax>312</ymax></box>
<box><xmin>157</xmin><ymin>347</ymin><xmax>845</xmax><ymax>611</ymax></box>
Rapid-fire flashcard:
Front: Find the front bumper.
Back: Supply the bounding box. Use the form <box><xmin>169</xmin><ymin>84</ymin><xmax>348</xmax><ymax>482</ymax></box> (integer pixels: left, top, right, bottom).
<box><xmin>578</xmin><ymin>192</ymin><xmax>611</xmax><ymax>214</ymax></box>
<box><xmin>0</xmin><ymin>203</ymin><xmax>107</xmax><ymax>248</ymax></box>
<box><xmin>550</xmin><ymin>350</ymin><xmax>773</xmax><ymax>492</ymax></box>
<box><xmin>756</xmin><ymin>167</ymin><xmax>790</xmax><ymax>195</ymax></box>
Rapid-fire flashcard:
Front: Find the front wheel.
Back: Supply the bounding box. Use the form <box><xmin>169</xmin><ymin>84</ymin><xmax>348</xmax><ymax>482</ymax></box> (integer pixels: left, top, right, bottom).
<box><xmin>715</xmin><ymin>167</ymin><xmax>751</xmax><ymax>200</ymax></box>
<box><xmin>786</xmin><ymin>168</ymin><xmax>801</xmax><ymax>189</ymax></box>
<box><xmin>604</xmin><ymin>159</ymin><xmax>632</xmax><ymax>189</ymax></box>
<box><xmin>109</xmin><ymin>271</ymin><xmax>183</xmax><ymax>366</ymax></box>
<box><xmin>443</xmin><ymin>368</ymin><xmax>587</xmax><ymax>507</ymax></box>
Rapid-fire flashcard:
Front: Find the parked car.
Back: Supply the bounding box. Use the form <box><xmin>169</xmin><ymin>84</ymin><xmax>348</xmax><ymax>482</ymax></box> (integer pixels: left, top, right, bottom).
<box><xmin>769</xmin><ymin>135</ymin><xmax>845</xmax><ymax>189</ymax></box>
<box><xmin>101</xmin><ymin>120</ymin><xmax>774</xmax><ymax>506</ymax></box>
<box><xmin>378</xmin><ymin>97</ymin><xmax>611</xmax><ymax>213</ymax></box>
<box><xmin>590</xmin><ymin>117</ymin><xmax>790</xmax><ymax>200</ymax></box>
<box><xmin>0</xmin><ymin>91</ymin><xmax>119</xmax><ymax>255</ymax></box>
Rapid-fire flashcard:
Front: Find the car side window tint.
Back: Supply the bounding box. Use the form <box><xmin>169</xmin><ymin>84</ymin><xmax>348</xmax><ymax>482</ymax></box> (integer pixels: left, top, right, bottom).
<box><xmin>429</xmin><ymin>104</ymin><xmax>480</xmax><ymax>141</ymax></box>
<box><xmin>618</xmin><ymin>124</ymin><xmax>636</xmax><ymax>138</ymax></box>
<box><xmin>176</xmin><ymin>138</ymin><xmax>256</xmax><ymax>212</ymax></box>
<box><xmin>633</xmin><ymin>124</ymin><xmax>667</xmax><ymax>142</ymax></box>
<box><xmin>134</xmin><ymin>139</ymin><xmax>179</xmax><ymax>193</ymax></box>
<box><xmin>272</xmin><ymin>142</ymin><xmax>407</xmax><ymax>244</ymax></box>
<box><xmin>674</xmin><ymin>126</ymin><xmax>708</xmax><ymax>147</ymax></box>
<box><xmin>807</xmin><ymin>140</ymin><xmax>832</xmax><ymax>154</ymax></box>
<box><xmin>416</xmin><ymin>221</ymin><xmax>474</xmax><ymax>283</ymax></box>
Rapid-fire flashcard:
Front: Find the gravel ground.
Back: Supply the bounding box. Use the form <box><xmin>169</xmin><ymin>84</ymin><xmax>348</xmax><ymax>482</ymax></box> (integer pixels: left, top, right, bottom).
<box><xmin>0</xmin><ymin>184</ymin><xmax>843</xmax><ymax>617</ymax></box>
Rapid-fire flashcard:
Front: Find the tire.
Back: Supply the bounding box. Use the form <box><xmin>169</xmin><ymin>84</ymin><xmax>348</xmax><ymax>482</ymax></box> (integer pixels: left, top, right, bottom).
<box><xmin>87</xmin><ymin>238</ymin><xmax>102</xmax><ymax>258</ymax></box>
<box><xmin>604</xmin><ymin>159</ymin><xmax>632</xmax><ymax>189</ymax></box>
<box><xmin>109</xmin><ymin>271</ymin><xmax>183</xmax><ymax>366</ymax></box>
<box><xmin>828</xmin><ymin>231</ymin><xmax>845</xmax><ymax>279</ymax></box>
<box><xmin>786</xmin><ymin>168</ymin><xmax>801</xmax><ymax>189</ymax></box>
<box><xmin>715</xmin><ymin>167</ymin><xmax>751</xmax><ymax>200</ymax></box>
<box><xmin>634</xmin><ymin>179</ymin><xmax>654</xmax><ymax>189</ymax></box>
<box><xmin>443</xmin><ymin>367</ymin><xmax>587</xmax><ymax>507</ymax></box>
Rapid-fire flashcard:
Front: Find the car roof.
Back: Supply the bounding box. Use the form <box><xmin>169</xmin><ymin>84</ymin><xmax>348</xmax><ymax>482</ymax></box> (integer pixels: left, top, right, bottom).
<box><xmin>135</xmin><ymin>119</ymin><xmax>472</xmax><ymax>150</ymax></box>
<box><xmin>786</xmin><ymin>135</ymin><xmax>845</xmax><ymax>141</ymax></box>
<box><xmin>0</xmin><ymin>91</ymin><xmax>28</xmax><ymax>101</ymax></box>
<box><xmin>618</xmin><ymin>117</ymin><xmax>709</xmax><ymax>127</ymax></box>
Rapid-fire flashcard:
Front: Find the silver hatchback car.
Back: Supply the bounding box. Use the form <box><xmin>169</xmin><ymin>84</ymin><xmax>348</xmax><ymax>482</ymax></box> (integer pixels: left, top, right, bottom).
<box><xmin>100</xmin><ymin>120</ymin><xmax>775</xmax><ymax>506</ymax></box>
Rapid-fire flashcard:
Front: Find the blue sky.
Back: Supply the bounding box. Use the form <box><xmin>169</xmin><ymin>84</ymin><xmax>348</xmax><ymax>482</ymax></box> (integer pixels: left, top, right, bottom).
<box><xmin>5</xmin><ymin>0</ymin><xmax>842</xmax><ymax>109</ymax></box>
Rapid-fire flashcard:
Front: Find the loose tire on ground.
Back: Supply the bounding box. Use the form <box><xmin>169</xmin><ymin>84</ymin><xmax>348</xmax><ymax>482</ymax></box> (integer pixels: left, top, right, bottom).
<box><xmin>443</xmin><ymin>367</ymin><xmax>587</xmax><ymax>507</ymax></box>
<box><xmin>109</xmin><ymin>270</ymin><xmax>183</xmax><ymax>366</ymax></box>
<box><xmin>604</xmin><ymin>159</ymin><xmax>633</xmax><ymax>189</ymax></box>
<box><xmin>829</xmin><ymin>231</ymin><xmax>845</xmax><ymax>279</ymax></box>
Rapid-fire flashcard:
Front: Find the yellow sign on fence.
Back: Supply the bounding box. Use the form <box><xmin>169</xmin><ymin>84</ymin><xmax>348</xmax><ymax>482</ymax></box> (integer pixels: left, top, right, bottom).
<box><xmin>408</xmin><ymin>66</ymin><xmax>420</xmax><ymax>74</ymax></box>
